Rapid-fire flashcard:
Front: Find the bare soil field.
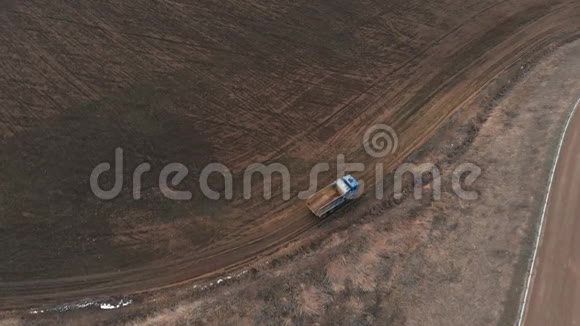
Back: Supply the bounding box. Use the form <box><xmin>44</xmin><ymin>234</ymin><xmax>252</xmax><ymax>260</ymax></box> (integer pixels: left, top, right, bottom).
<box><xmin>522</xmin><ymin>52</ymin><xmax>580</xmax><ymax>325</ymax></box>
<box><xmin>21</xmin><ymin>37</ymin><xmax>580</xmax><ymax>326</ymax></box>
<box><xmin>0</xmin><ymin>0</ymin><xmax>580</xmax><ymax>316</ymax></box>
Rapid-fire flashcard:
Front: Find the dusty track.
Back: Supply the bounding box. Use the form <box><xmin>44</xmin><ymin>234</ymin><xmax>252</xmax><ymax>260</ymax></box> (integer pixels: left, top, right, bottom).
<box><xmin>1</xmin><ymin>0</ymin><xmax>580</xmax><ymax>310</ymax></box>
<box><xmin>521</xmin><ymin>96</ymin><xmax>580</xmax><ymax>326</ymax></box>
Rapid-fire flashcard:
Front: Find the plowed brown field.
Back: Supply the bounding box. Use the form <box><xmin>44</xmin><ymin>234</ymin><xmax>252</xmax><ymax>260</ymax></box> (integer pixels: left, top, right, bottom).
<box><xmin>1</xmin><ymin>0</ymin><xmax>579</xmax><ymax>310</ymax></box>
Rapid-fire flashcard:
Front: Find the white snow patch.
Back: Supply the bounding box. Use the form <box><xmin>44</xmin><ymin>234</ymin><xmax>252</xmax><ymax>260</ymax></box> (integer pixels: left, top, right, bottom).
<box><xmin>100</xmin><ymin>299</ymin><xmax>133</xmax><ymax>310</ymax></box>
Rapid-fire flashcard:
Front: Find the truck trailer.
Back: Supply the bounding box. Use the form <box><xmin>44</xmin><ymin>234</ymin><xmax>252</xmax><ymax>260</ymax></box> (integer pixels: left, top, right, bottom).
<box><xmin>306</xmin><ymin>175</ymin><xmax>360</xmax><ymax>218</ymax></box>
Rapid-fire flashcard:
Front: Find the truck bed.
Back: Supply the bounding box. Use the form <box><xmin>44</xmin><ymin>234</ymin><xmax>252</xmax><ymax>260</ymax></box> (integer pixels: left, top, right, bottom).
<box><xmin>306</xmin><ymin>183</ymin><xmax>341</xmax><ymax>216</ymax></box>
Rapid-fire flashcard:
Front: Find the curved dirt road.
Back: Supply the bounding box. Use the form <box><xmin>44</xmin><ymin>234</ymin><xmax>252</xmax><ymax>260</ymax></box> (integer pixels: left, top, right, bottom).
<box><xmin>520</xmin><ymin>96</ymin><xmax>580</xmax><ymax>326</ymax></box>
<box><xmin>1</xmin><ymin>0</ymin><xmax>580</xmax><ymax>310</ymax></box>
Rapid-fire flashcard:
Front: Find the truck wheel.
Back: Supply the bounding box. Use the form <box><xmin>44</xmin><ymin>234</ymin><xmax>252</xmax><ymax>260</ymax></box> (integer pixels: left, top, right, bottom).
<box><xmin>323</xmin><ymin>207</ymin><xmax>337</xmax><ymax>218</ymax></box>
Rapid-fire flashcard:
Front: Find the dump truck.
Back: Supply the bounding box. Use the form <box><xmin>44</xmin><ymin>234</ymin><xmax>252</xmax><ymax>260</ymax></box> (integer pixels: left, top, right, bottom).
<box><xmin>306</xmin><ymin>175</ymin><xmax>360</xmax><ymax>218</ymax></box>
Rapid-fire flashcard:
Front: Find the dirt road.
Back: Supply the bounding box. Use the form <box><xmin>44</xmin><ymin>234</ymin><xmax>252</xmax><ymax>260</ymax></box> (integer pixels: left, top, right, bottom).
<box><xmin>1</xmin><ymin>0</ymin><xmax>580</xmax><ymax>310</ymax></box>
<box><xmin>520</xmin><ymin>97</ymin><xmax>580</xmax><ymax>326</ymax></box>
